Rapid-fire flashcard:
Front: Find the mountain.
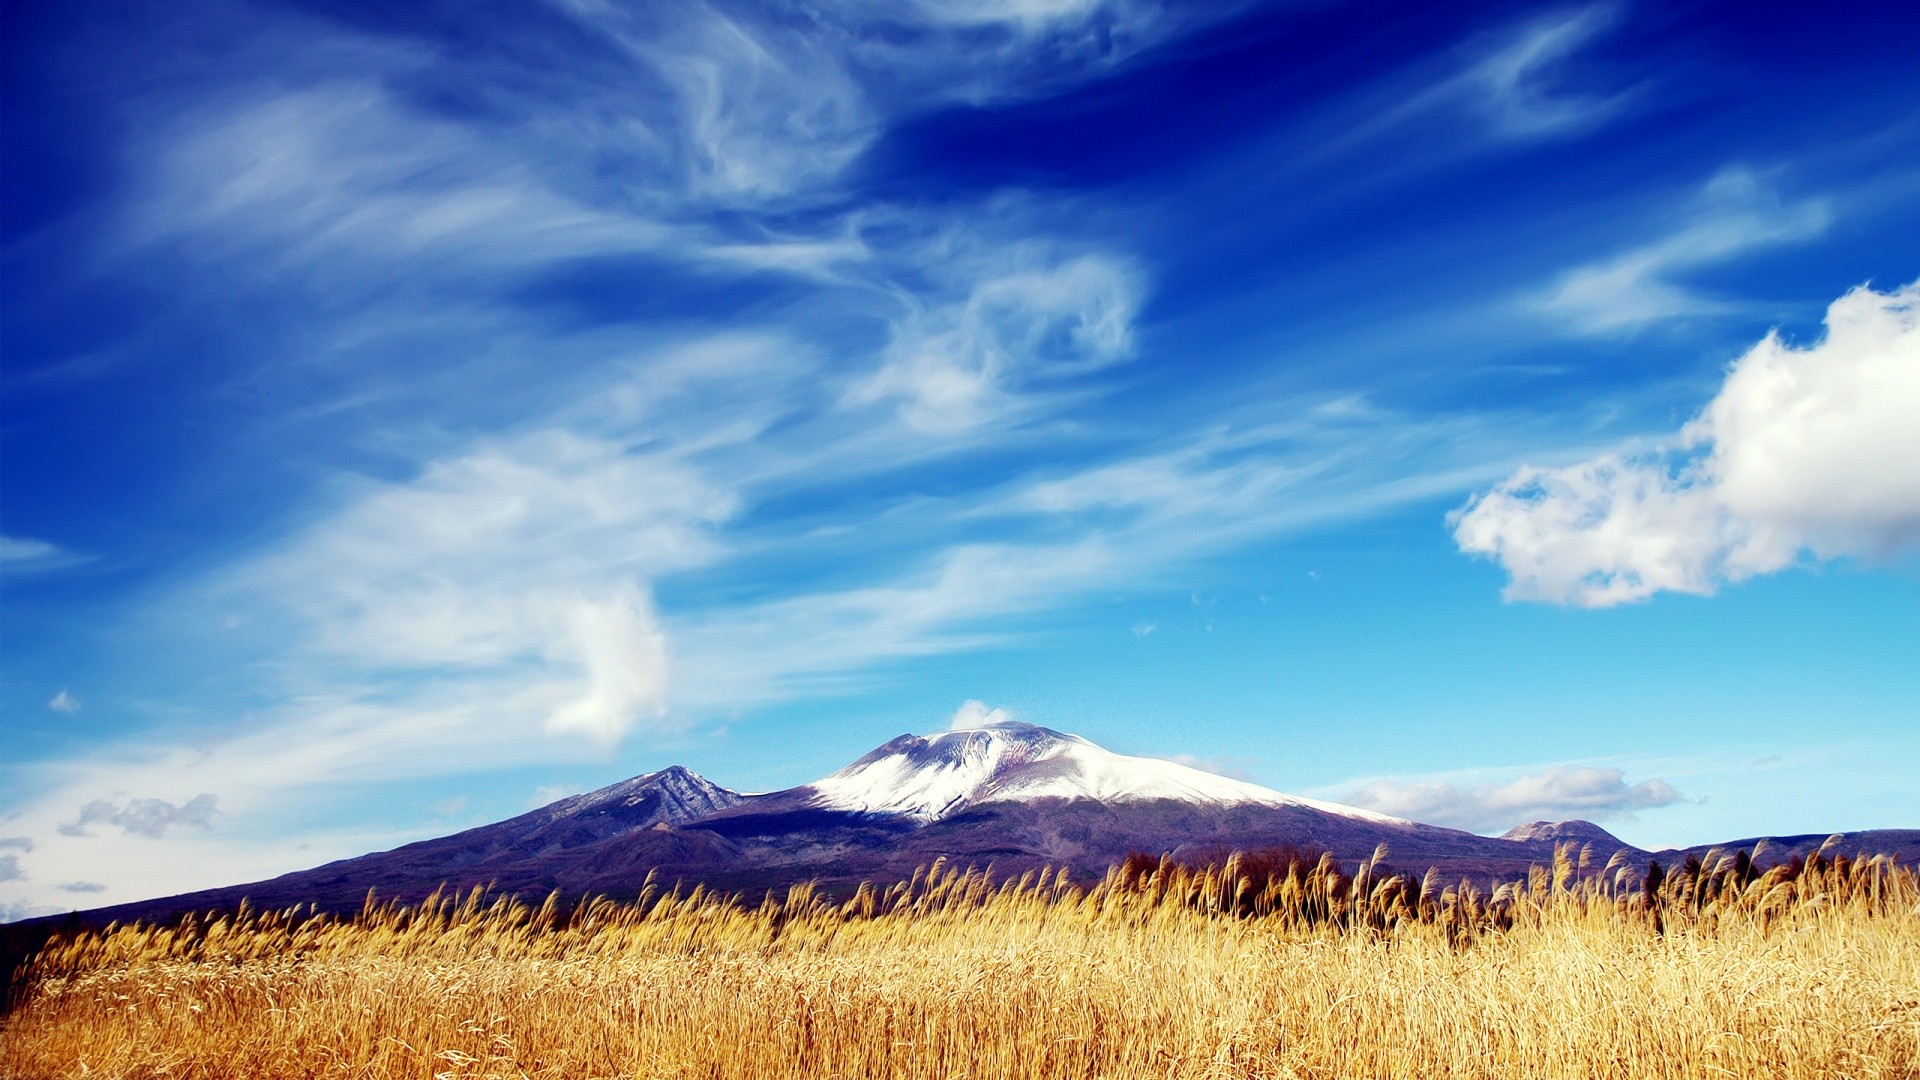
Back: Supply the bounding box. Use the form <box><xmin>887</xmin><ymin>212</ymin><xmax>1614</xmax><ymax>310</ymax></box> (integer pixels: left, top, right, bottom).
<box><xmin>52</xmin><ymin>766</ymin><xmax>747</xmax><ymax>920</ymax></box>
<box><xmin>729</xmin><ymin>721</ymin><xmax>1407</xmax><ymax>823</ymax></box>
<box><xmin>1665</xmin><ymin>830</ymin><xmax>1920</xmax><ymax>866</ymax></box>
<box><xmin>535</xmin><ymin>765</ymin><xmax>743</xmax><ymax>837</ymax></box>
<box><xmin>1501</xmin><ymin>819</ymin><xmax>1633</xmax><ymax>850</ymax></box>
<box><xmin>17</xmin><ymin>721</ymin><xmax>1918</xmax><ymax>929</ymax></box>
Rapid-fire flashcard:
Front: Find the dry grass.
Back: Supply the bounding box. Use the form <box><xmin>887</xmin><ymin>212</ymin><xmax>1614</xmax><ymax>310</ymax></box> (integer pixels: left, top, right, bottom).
<box><xmin>3</xmin><ymin>843</ymin><xmax>1917</xmax><ymax>1079</ymax></box>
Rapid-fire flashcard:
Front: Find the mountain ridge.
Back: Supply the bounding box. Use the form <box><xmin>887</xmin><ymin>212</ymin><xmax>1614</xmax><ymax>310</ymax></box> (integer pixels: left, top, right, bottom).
<box><xmin>730</xmin><ymin>720</ymin><xmax>1408</xmax><ymax>825</ymax></box>
<box><xmin>11</xmin><ymin>723</ymin><xmax>1917</xmax><ymax>929</ymax></box>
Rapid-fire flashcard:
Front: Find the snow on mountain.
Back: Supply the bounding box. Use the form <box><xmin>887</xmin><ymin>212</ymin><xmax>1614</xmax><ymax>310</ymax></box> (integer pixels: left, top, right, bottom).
<box><xmin>800</xmin><ymin>720</ymin><xmax>1406</xmax><ymax>825</ymax></box>
<box><xmin>538</xmin><ymin>765</ymin><xmax>741</xmax><ymax>828</ymax></box>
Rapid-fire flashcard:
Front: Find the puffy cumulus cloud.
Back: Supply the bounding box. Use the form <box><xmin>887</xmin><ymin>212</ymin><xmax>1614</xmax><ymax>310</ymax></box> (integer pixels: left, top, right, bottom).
<box><xmin>540</xmin><ymin>583</ymin><xmax>672</xmax><ymax>743</ymax></box>
<box><xmin>1456</xmin><ymin>279</ymin><xmax>1920</xmax><ymax>605</ymax></box>
<box><xmin>58</xmin><ymin>794</ymin><xmax>221</xmax><ymax>839</ymax></box>
<box><xmin>948</xmin><ymin>699</ymin><xmax>1015</xmax><ymax>730</ymax></box>
<box><xmin>1452</xmin><ymin>453</ymin><xmax>1787</xmax><ymax>607</ymax></box>
<box><xmin>48</xmin><ymin>689</ymin><xmax>81</xmax><ymax>714</ymax></box>
<box><xmin>1342</xmin><ymin>766</ymin><xmax>1682</xmax><ymax>834</ymax></box>
<box><xmin>853</xmin><ymin>253</ymin><xmax>1143</xmax><ymax>434</ymax></box>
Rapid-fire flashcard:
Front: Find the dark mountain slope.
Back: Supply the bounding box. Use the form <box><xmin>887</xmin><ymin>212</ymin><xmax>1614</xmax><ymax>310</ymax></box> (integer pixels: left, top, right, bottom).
<box><xmin>14</xmin><ymin>725</ymin><xmax>1917</xmax><ymax>932</ymax></box>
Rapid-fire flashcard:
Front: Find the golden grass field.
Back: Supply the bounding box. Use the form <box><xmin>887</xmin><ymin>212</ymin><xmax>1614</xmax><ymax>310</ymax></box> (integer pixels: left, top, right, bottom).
<box><xmin>2</xmin><ymin>844</ymin><xmax>1916</xmax><ymax>1079</ymax></box>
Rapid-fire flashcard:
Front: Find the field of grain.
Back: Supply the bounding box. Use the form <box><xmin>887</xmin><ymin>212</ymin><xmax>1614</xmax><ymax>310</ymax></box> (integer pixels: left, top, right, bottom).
<box><xmin>3</xmin><ymin>844</ymin><xmax>1917</xmax><ymax>1079</ymax></box>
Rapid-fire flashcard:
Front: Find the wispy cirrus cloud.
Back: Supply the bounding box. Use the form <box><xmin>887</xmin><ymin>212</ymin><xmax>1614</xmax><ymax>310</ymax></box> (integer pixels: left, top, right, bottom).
<box><xmin>662</xmin><ymin>398</ymin><xmax>1553</xmax><ymax>711</ymax></box>
<box><xmin>1325</xmin><ymin>2</ymin><xmax>1642</xmax><ymax>161</ymax></box>
<box><xmin>1462</xmin><ymin>3</ymin><xmax>1640</xmax><ymax>140</ymax></box>
<box><xmin>1533</xmin><ymin>170</ymin><xmax>1831</xmax><ymax>334</ymax></box>
<box><xmin>0</xmin><ymin>534</ymin><xmax>88</xmax><ymax>574</ymax></box>
<box><xmin>851</xmin><ymin>251</ymin><xmax>1143</xmax><ymax>434</ymax></box>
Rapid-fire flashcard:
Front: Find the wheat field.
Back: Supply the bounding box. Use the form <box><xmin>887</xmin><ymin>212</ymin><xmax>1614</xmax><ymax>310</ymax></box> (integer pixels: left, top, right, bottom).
<box><xmin>3</xmin><ymin>844</ymin><xmax>1917</xmax><ymax>1079</ymax></box>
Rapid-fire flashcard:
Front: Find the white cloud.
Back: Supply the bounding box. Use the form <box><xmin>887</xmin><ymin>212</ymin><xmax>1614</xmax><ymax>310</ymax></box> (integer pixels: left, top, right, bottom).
<box><xmin>0</xmin><ymin>535</ymin><xmax>60</xmax><ymax>563</ymax></box>
<box><xmin>1331</xmin><ymin>3</ymin><xmax>1636</xmax><ymax>159</ymax></box>
<box><xmin>239</xmin><ymin>428</ymin><xmax>733</xmax><ymax>743</ymax></box>
<box><xmin>541</xmin><ymin>586</ymin><xmax>674</xmax><ymax>743</ymax></box>
<box><xmin>0</xmin><ymin>837</ymin><xmax>32</xmax><ymax>853</ymax></box>
<box><xmin>139</xmin><ymin>86</ymin><xmax>675</xmax><ymax>288</ymax></box>
<box><xmin>58</xmin><ymin>794</ymin><xmax>221</xmax><ymax>839</ymax></box>
<box><xmin>1341</xmin><ymin>766</ymin><xmax>1682</xmax><ymax>834</ymax></box>
<box><xmin>1534</xmin><ymin>170</ymin><xmax>1830</xmax><ymax>333</ymax></box>
<box><xmin>48</xmin><ymin>689</ymin><xmax>81</xmax><ymax>714</ymax></box>
<box><xmin>885</xmin><ymin>0</ymin><xmax>1138</xmax><ymax>30</ymax></box>
<box><xmin>0</xmin><ymin>855</ymin><xmax>22</xmax><ymax>883</ymax></box>
<box><xmin>1456</xmin><ymin>278</ymin><xmax>1920</xmax><ymax>605</ymax></box>
<box><xmin>852</xmin><ymin>252</ymin><xmax>1143</xmax><ymax>433</ymax></box>
<box><xmin>657</xmin><ymin>12</ymin><xmax>873</xmax><ymax>203</ymax></box>
<box><xmin>1001</xmin><ymin>443</ymin><xmax>1302</xmax><ymax>519</ymax></box>
<box><xmin>1452</xmin><ymin>453</ymin><xmax>1786</xmax><ymax>607</ymax></box>
<box><xmin>948</xmin><ymin>699</ymin><xmax>1014</xmax><ymax>730</ymax></box>
<box><xmin>674</xmin><ymin>537</ymin><xmax>1125</xmax><ymax>707</ymax></box>
<box><xmin>0</xmin><ymin>534</ymin><xmax>86</xmax><ymax>573</ymax></box>
<box><xmin>528</xmin><ymin>783</ymin><xmax>582</xmax><ymax>809</ymax></box>
<box><xmin>827</xmin><ymin>0</ymin><xmax>1188</xmax><ymax>105</ymax></box>
<box><xmin>552</xmin><ymin>0</ymin><xmax>1201</xmax><ymax>207</ymax></box>
<box><xmin>1465</xmin><ymin>4</ymin><xmax>1636</xmax><ymax>139</ymax></box>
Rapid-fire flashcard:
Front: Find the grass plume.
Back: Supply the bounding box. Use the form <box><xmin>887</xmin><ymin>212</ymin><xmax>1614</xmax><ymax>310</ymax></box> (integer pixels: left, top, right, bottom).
<box><xmin>2</xmin><ymin>843</ymin><xmax>1916</xmax><ymax>1078</ymax></box>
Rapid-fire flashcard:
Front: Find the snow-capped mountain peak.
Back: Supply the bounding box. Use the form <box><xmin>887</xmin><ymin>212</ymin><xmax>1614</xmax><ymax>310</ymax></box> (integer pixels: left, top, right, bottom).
<box><xmin>800</xmin><ymin>720</ymin><xmax>1405</xmax><ymax>824</ymax></box>
<box><xmin>539</xmin><ymin>764</ymin><xmax>741</xmax><ymax>827</ymax></box>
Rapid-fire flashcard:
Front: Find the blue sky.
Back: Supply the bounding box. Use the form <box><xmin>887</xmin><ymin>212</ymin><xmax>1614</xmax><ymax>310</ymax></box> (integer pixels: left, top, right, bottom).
<box><xmin>4</xmin><ymin>0</ymin><xmax>1917</xmax><ymax>917</ymax></box>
